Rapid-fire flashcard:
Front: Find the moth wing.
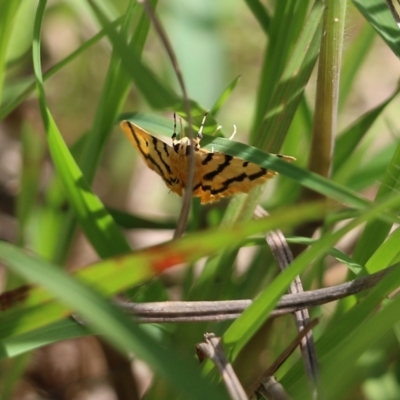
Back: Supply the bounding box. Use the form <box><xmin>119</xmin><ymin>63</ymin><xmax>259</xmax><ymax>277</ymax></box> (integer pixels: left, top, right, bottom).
<box><xmin>120</xmin><ymin>121</ymin><xmax>183</xmax><ymax>196</ymax></box>
<box><xmin>194</xmin><ymin>151</ymin><xmax>278</xmax><ymax>204</ymax></box>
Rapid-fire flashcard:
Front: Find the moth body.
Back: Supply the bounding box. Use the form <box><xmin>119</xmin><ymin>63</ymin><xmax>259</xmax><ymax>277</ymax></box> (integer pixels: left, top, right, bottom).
<box><xmin>120</xmin><ymin>118</ymin><xmax>294</xmax><ymax>204</ymax></box>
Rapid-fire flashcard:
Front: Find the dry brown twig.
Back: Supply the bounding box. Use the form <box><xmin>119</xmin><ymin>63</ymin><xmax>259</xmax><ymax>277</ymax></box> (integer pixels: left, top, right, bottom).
<box><xmin>116</xmin><ymin>265</ymin><xmax>394</xmax><ymax>322</ymax></box>
<box><xmin>139</xmin><ymin>0</ymin><xmax>194</xmax><ymax>239</ymax></box>
<box><xmin>197</xmin><ymin>333</ymin><xmax>248</xmax><ymax>400</ymax></box>
<box><xmin>255</xmin><ymin>206</ymin><xmax>319</xmax><ymax>389</ymax></box>
<box><xmin>250</xmin><ymin>319</ymin><xmax>319</xmax><ymax>400</ymax></box>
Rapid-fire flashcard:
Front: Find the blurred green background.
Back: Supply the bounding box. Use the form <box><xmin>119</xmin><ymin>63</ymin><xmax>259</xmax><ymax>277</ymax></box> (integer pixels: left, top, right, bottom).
<box><xmin>1</xmin><ymin>0</ymin><xmax>400</xmax><ymax>399</ymax></box>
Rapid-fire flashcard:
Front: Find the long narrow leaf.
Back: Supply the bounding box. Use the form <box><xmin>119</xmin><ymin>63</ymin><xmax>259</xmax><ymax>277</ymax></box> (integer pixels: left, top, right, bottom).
<box><xmin>33</xmin><ymin>0</ymin><xmax>130</xmax><ymax>258</ymax></box>
<box><xmin>0</xmin><ymin>242</ymin><xmax>230</xmax><ymax>400</ymax></box>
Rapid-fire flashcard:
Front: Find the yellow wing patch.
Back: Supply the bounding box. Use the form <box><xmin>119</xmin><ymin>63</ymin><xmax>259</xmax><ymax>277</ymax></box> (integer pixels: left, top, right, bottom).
<box><xmin>120</xmin><ymin>119</ymin><xmax>294</xmax><ymax>204</ymax></box>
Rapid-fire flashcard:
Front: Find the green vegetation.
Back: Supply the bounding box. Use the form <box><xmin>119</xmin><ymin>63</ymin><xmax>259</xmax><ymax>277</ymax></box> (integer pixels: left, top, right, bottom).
<box><xmin>1</xmin><ymin>0</ymin><xmax>400</xmax><ymax>399</ymax></box>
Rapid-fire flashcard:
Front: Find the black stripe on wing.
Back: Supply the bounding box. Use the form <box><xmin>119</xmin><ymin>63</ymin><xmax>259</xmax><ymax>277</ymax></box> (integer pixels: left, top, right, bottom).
<box><xmin>202</xmin><ymin>154</ymin><xmax>233</xmax><ymax>181</ymax></box>
<box><xmin>127</xmin><ymin>122</ymin><xmax>177</xmax><ymax>187</ymax></box>
<box><xmin>199</xmin><ymin>167</ymin><xmax>268</xmax><ymax>195</ymax></box>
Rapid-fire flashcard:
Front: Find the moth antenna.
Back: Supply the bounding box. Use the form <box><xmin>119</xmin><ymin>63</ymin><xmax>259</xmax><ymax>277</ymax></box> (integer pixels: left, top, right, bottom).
<box><xmin>229</xmin><ymin>124</ymin><xmax>237</xmax><ymax>140</ymax></box>
<box><xmin>197</xmin><ymin>110</ymin><xmax>209</xmax><ymax>140</ymax></box>
<box><xmin>172</xmin><ymin>112</ymin><xmax>177</xmax><ymax>142</ymax></box>
<box><xmin>212</xmin><ymin>125</ymin><xmax>222</xmax><ymax>136</ymax></box>
<box><xmin>179</xmin><ymin>116</ymin><xmax>184</xmax><ymax>138</ymax></box>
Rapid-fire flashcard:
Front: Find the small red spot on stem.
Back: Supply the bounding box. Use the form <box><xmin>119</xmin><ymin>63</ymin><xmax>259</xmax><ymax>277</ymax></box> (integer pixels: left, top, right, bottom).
<box><xmin>144</xmin><ymin>244</ymin><xmax>193</xmax><ymax>274</ymax></box>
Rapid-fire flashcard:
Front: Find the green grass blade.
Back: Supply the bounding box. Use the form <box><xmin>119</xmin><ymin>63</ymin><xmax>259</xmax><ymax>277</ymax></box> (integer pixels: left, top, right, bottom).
<box><xmin>90</xmin><ymin>1</ymin><xmax>179</xmax><ymax>109</ymax></box>
<box><xmin>0</xmin><ymin>320</ymin><xmax>89</xmax><ymax>359</ymax></box>
<box><xmin>244</xmin><ymin>0</ymin><xmax>271</xmax><ymax>35</ymax></box>
<box><xmin>46</xmin><ymin>3</ymin><xmax>144</xmax><ymax>262</ymax></box>
<box><xmin>333</xmin><ymin>87</ymin><xmax>400</xmax><ymax>173</ymax></box>
<box><xmin>0</xmin><ymin>0</ymin><xmax>20</xmax><ymax>106</ymax></box>
<box><xmin>90</xmin><ymin>1</ymin><xmax>220</xmax><ymax>132</ymax></box>
<box><xmin>221</xmin><ymin>192</ymin><xmax>400</xmax><ymax>360</ymax></box>
<box><xmin>366</xmin><ymin>227</ymin><xmax>400</xmax><ymax>274</ymax></box>
<box><xmin>353</xmin><ymin>0</ymin><xmax>400</xmax><ymax>58</ymax></box>
<box><xmin>109</xmin><ymin>207</ymin><xmax>176</xmax><ymax>230</ymax></box>
<box><xmin>286</xmin><ymin>266</ymin><xmax>400</xmax><ymax>398</ymax></box>
<box><xmin>0</xmin><ymin>17</ymin><xmax>122</xmax><ymax>120</ymax></box>
<box><xmin>251</xmin><ymin>1</ymin><xmax>311</xmax><ymax>134</ymax></box>
<box><xmin>33</xmin><ymin>0</ymin><xmax>130</xmax><ymax>258</ymax></box>
<box><xmin>200</xmin><ymin>136</ymin><xmax>370</xmax><ymax>212</ymax></box>
<box><xmin>80</xmin><ymin>2</ymin><xmax>144</xmax><ymax>183</ymax></box>
<box><xmin>352</xmin><ymin>141</ymin><xmax>400</xmax><ymax>266</ymax></box>
<box><xmin>210</xmin><ymin>75</ymin><xmax>241</xmax><ymax>116</ymax></box>
<box><xmin>16</xmin><ymin>124</ymin><xmax>45</xmax><ymax>246</ymax></box>
<box><xmin>254</xmin><ymin>0</ymin><xmax>324</xmax><ymax>152</ymax></box>
<box><xmin>0</xmin><ymin>242</ymin><xmax>230</xmax><ymax>400</ymax></box>
<box><xmin>0</xmin><ymin>202</ymin><xmax>328</xmax><ymax>339</ymax></box>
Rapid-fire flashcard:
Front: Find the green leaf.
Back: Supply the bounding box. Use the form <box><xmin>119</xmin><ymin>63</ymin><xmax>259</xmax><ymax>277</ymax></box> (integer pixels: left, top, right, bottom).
<box><xmin>334</xmin><ymin>88</ymin><xmax>400</xmax><ymax>173</ymax></box>
<box><xmin>353</xmin><ymin>0</ymin><xmax>400</xmax><ymax>58</ymax></box>
<box><xmin>0</xmin><ymin>0</ymin><xmax>20</xmax><ymax>106</ymax></box>
<box><xmin>221</xmin><ymin>192</ymin><xmax>400</xmax><ymax>361</ymax></box>
<box><xmin>210</xmin><ymin>75</ymin><xmax>241</xmax><ymax>116</ymax></box>
<box><xmin>0</xmin><ymin>242</ymin><xmax>230</xmax><ymax>400</ymax></box>
<box><xmin>352</xmin><ymin>141</ymin><xmax>400</xmax><ymax>267</ymax></box>
<box><xmin>32</xmin><ymin>0</ymin><xmax>130</xmax><ymax>258</ymax></box>
<box><xmin>0</xmin><ymin>201</ymin><xmax>328</xmax><ymax>339</ymax></box>
<box><xmin>252</xmin><ymin>1</ymin><xmax>323</xmax><ymax>152</ymax></box>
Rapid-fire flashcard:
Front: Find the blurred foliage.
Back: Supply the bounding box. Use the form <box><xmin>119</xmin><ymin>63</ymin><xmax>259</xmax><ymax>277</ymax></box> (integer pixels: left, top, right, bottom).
<box><xmin>1</xmin><ymin>0</ymin><xmax>400</xmax><ymax>399</ymax></box>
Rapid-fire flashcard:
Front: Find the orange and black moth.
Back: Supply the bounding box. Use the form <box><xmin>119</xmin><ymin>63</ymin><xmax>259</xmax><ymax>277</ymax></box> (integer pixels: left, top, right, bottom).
<box><xmin>120</xmin><ymin>114</ymin><xmax>294</xmax><ymax>204</ymax></box>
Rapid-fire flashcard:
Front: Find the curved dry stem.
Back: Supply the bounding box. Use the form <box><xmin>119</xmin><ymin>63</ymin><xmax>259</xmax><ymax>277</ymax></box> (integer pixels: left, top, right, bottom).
<box><xmin>139</xmin><ymin>0</ymin><xmax>194</xmax><ymax>238</ymax></box>
<box><xmin>115</xmin><ymin>264</ymin><xmax>395</xmax><ymax>322</ymax></box>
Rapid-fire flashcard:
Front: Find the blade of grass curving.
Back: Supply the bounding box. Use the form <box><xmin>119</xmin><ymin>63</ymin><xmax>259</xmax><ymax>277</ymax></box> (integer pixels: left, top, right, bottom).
<box><xmin>284</xmin><ymin>236</ymin><xmax>364</xmax><ymax>274</ymax></box>
<box><xmin>285</xmin><ymin>265</ymin><xmax>400</xmax><ymax>397</ymax></box>
<box><xmin>200</xmin><ymin>136</ymin><xmax>372</xmax><ymax>213</ymax></box>
<box><xmin>0</xmin><ymin>243</ymin><xmax>230</xmax><ymax>400</ymax></box>
<box><xmin>33</xmin><ymin>0</ymin><xmax>130</xmax><ymax>257</ymax></box>
<box><xmin>344</xmin><ymin>144</ymin><xmax>396</xmax><ymax>191</ymax></box>
<box><xmin>16</xmin><ymin>124</ymin><xmax>45</xmax><ymax>246</ymax></box>
<box><xmin>353</xmin><ymin>0</ymin><xmax>400</xmax><ymax>58</ymax></box>
<box><xmin>31</xmin><ymin>133</ymin><xmax>89</xmax><ymax>262</ymax></box>
<box><xmin>90</xmin><ymin>1</ymin><xmax>217</xmax><ymax>132</ymax></box>
<box><xmin>49</xmin><ymin>3</ymin><xmax>146</xmax><ymax>262</ymax></box>
<box><xmin>251</xmin><ymin>1</ymin><xmax>311</xmax><ymax>136</ymax></box>
<box><xmin>81</xmin><ymin>1</ymin><xmax>149</xmax><ymax>183</ymax></box>
<box><xmin>220</xmin><ymin>191</ymin><xmax>400</xmax><ymax>362</ymax></box>
<box><xmin>210</xmin><ymin>75</ymin><xmax>241</xmax><ymax>116</ymax></box>
<box><xmin>0</xmin><ymin>17</ymin><xmax>122</xmax><ymax>120</ymax></box>
<box><xmin>254</xmin><ymin>0</ymin><xmax>324</xmax><ymax>152</ymax></box>
<box><xmin>366</xmin><ymin>227</ymin><xmax>400</xmax><ymax>274</ymax></box>
<box><xmin>333</xmin><ymin>87</ymin><xmax>400</xmax><ymax>173</ymax></box>
<box><xmin>106</xmin><ymin>129</ymin><xmax>397</xmax><ymax>227</ymax></box>
<box><xmin>0</xmin><ymin>0</ymin><xmax>20</xmax><ymax>106</ymax></box>
<box><xmin>89</xmin><ymin>0</ymin><xmax>178</xmax><ymax>109</ymax></box>
<box><xmin>244</xmin><ymin>0</ymin><xmax>271</xmax><ymax>35</ymax></box>
<box><xmin>109</xmin><ymin>207</ymin><xmax>176</xmax><ymax>230</ymax></box>
<box><xmin>320</xmin><ymin>289</ymin><xmax>400</xmax><ymax>399</ymax></box>
<box><xmin>0</xmin><ymin>320</ymin><xmax>89</xmax><ymax>359</ymax></box>
<box><xmin>352</xmin><ymin>141</ymin><xmax>400</xmax><ymax>267</ymax></box>
<box><xmin>0</xmin><ymin>201</ymin><xmax>328</xmax><ymax>339</ymax></box>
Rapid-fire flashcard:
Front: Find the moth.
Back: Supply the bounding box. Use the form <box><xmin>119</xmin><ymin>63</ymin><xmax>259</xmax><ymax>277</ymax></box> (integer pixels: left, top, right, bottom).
<box><xmin>120</xmin><ymin>113</ymin><xmax>294</xmax><ymax>204</ymax></box>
